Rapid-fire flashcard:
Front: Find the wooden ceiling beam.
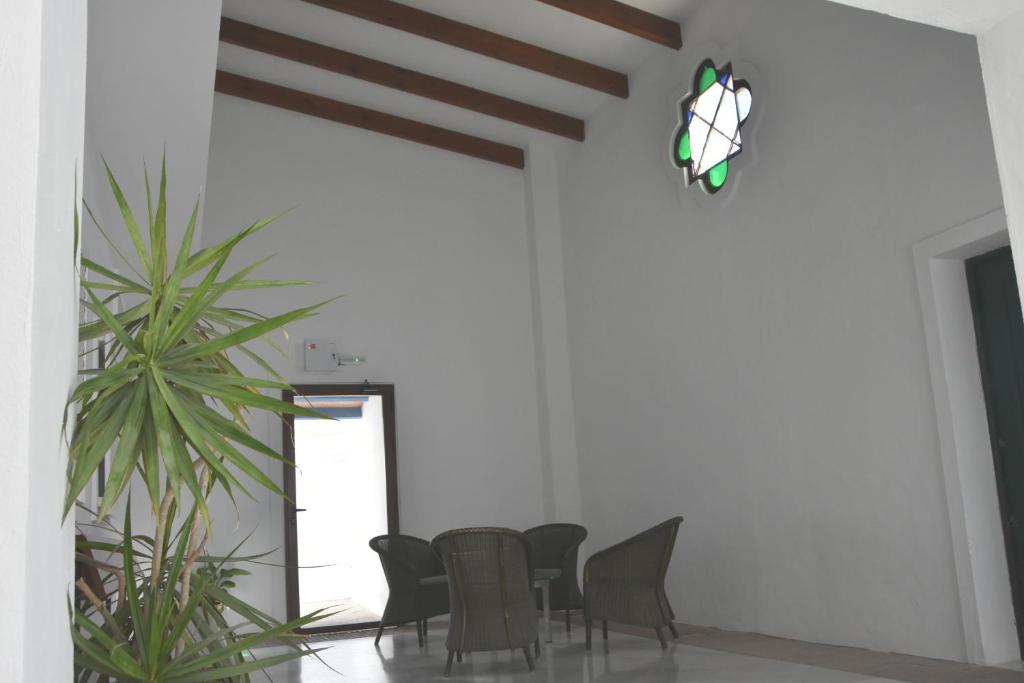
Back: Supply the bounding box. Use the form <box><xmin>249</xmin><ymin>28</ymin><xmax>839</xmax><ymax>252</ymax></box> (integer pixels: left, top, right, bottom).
<box><xmin>214</xmin><ymin>70</ymin><xmax>525</xmax><ymax>169</ymax></box>
<box><xmin>220</xmin><ymin>18</ymin><xmax>585</xmax><ymax>141</ymax></box>
<box><xmin>536</xmin><ymin>0</ymin><xmax>681</xmax><ymax>49</ymax></box>
<box><xmin>299</xmin><ymin>0</ymin><xmax>629</xmax><ymax>98</ymax></box>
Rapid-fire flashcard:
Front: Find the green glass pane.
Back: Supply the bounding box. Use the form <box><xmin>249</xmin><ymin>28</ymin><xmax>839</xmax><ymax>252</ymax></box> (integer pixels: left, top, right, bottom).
<box><xmin>707</xmin><ymin>160</ymin><xmax>728</xmax><ymax>187</ymax></box>
<box><xmin>699</xmin><ymin>65</ymin><xmax>718</xmax><ymax>93</ymax></box>
<box><xmin>677</xmin><ymin>130</ymin><xmax>691</xmax><ymax>162</ymax></box>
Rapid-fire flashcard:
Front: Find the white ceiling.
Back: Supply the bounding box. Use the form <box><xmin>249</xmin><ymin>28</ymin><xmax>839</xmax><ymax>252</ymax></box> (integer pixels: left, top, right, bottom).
<box><xmin>218</xmin><ymin>0</ymin><xmax>694</xmax><ymax>148</ymax></box>
<box><xmin>824</xmin><ymin>0</ymin><xmax>1022</xmax><ymax>34</ymax></box>
<box><xmin>216</xmin><ymin>0</ymin><xmax>1021</xmax><ymax>159</ymax></box>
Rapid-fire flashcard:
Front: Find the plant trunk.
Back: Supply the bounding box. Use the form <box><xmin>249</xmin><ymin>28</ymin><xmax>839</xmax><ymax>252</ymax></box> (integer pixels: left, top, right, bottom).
<box><xmin>179</xmin><ymin>465</ymin><xmax>211</xmax><ymax>608</ymax></box>
<box><xmin>150</xmin><ymin>488</ymin><xmax>176</xmax><ymax>587</ymax></box>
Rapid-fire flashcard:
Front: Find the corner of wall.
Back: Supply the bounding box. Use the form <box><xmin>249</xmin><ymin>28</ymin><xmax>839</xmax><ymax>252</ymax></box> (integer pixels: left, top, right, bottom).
<box><xmin>523</xmin><ymin>141</ymin><xmax>584</xmax><ymax>524</ymax></box>
<box><xmin>978</xmin><ymin>9</ymin><xmax>1024</xmax><ymax>312</ymax></box>
<box><xmin>83</xmin><ymin>0</ymin><xmax>223</xmax><ymax>255</ymax></box>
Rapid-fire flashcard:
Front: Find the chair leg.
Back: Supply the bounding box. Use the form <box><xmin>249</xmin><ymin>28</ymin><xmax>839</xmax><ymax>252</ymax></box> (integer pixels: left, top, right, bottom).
<box><xmin>602</xmin><ymin>620</ymin><xmax>608</xmax><ymax>640</ymax></box>
<box><xmin>668</xmin><ymin>621</ymin><xmax>678</xmax><ymax>639</ymax></box>
<box><xmin>565</xmin><ymin>609</ymin><xmax>571</xmax><ymax>633</ymax></box>
<box><xmin>522</xmin><ymin>647</ymin><xmax>535</xmax><ymax>672</ymax></box>
<box><xmin>444</xmin><ymin>650</ymin><xmax>454</xmax><ymax>677</ymax></box>
<box><xmin>374</xmin><ymin>625</ymin><xmax>384</xmax><ymax>646</ymax></box>
<box><xmin>585</xmin><ymin>619</ymin><xmax>592</xmax><ymax>650</ymax></box>
<box><xmin>423</xmin><ymin>618</ymin><xmax>428</xmax><ymax>635</ymax></box>
<box><xmin>655</xmin><ymin>627</ymin><xmax>667</xmax><ymax>649</ymax></box>
<box><xmin>416</xmin><ymin>620</ymin><xmax>424</xmax><ymax>648</ymax></box>
<box><xmin>456</xmin><ymin>651</ymin><xmax>462</xmax><ymax>663</ymax></box>
<box><xmin>534</xmin><ymin>637</ymin><xmax>541</xmax><ymax>658</ymax></box>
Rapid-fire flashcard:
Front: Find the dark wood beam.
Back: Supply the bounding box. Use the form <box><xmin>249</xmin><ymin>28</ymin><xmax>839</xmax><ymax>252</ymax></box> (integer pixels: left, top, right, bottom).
<box><xmin>299</xmin><ymin>0</ymin><xmax>629</xmax><ymax>98</ymax></box>
<box><xmin>214</xmin><ymin>70</ymin><xmax>525</xmax><ymax>169</ymax></box>
<box><xmin>220</xmin><ymin>17</ymin><xmax>585</xmax><ymax>141</ymax></box>
<box><xmin>536</xmin><ymin>0</ymin><xmax>681</xmax><ymax>49</ymax></box>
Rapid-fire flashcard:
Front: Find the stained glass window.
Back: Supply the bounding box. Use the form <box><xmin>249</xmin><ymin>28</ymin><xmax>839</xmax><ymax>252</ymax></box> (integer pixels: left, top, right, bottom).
<box><xmin>671</xmin><ymin>59</ymin><xmax>752</xmax><ymax>195</ymax></box>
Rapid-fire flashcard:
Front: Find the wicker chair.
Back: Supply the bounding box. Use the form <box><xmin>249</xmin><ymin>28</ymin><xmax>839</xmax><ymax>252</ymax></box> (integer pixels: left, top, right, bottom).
<box><xmin>431</xmin><ymin>528</ymin><xmax>540</xmax><ymax>676</ymax></box>
<box><xmin>368</xmin><ymin>534</ymin><xmax>450</xmax><ymax>647</ymax></box>
<box><xmin>524</xmin><ymin>523</ymin><xmax>587</xmax><ymax>632</ymax></box>
<box><xmin>583</xmin><ymin>516</ymin><xmax>683</xmax><ymax>650</ymax></box>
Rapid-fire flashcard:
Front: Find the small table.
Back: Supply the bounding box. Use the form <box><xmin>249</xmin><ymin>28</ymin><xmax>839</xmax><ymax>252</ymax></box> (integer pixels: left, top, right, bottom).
<box><xmin>418</xmin><ymin>569</ymin><xmax>562</xmax><ymax>644</ymax></box>
<box><xmin>534</xmin><ymin>568</ymin><xmax>561</xmax><ymax>643</ymax></box>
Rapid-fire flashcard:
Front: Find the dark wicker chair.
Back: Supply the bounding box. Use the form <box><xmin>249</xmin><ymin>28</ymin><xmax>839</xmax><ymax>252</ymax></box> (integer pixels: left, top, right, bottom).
<box><xmin>369</xmin><ymin>534</ymin><xmax>450</xmax><ymax>647</ymax></box>
<box><xmin>431</xmin><ymin>528</ymin><xmax>540</xmax><ymax>676</ymax></box>
<box><xmin>74</xmin><ymin>533</ymin><xmax>107</xmax><ymax>609</ymax></box>
<box><xmin>524</xmin><ymin>523</ymin><xmax>587</xmax><ymax>631</ymax></box>
<box><xmin>583</xmin><ymin>516</ymin><xmax>683</xmax><ymax>650</ymax></box>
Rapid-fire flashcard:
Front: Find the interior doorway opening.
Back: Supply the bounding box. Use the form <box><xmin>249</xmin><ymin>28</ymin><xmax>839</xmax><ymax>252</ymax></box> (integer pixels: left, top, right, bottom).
<box><xmin>283</xmin><ymin>384</ymin><xmax>398</xmax><ymax>632</ymax></box>
<box><xmin>967</xmin><ymin>247</ymin><xmax>1024</xmax><ymax>655</ymax></box>
<box><xmin>913</xmin><ymin>211</ymin><xmax>1020</xmax><ymax>664</ymax></box>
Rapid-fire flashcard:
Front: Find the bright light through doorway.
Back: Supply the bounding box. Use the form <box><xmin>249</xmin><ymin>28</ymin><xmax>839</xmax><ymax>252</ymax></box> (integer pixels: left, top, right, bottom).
<box><xmin>294</xmin><ymin>395</ymin><xmax>390</xmax><ymax>628</ymax></box>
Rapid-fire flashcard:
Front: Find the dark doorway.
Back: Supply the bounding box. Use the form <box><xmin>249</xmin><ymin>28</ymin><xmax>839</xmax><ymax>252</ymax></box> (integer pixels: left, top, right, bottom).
<box><xmin>282</xmin><ymin>383</ymin><xmax>398</xmax><ymax>633</ymax></box>
<box><xmin>967</xmin><ymin>246</ymin><xmax>1024</xmax><ymax>653</ymax></box>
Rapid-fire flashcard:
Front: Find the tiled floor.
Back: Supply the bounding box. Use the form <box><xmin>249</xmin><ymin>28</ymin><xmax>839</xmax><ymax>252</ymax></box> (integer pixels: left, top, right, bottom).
<box><xmin>261</xmin><ymin>622</ymin><xmax>1019</xmax><ymax>682</ymax></box>
<box><xmin>300</xmin><ymin>598</ymin><xmax>380</xmax><ymax>629</ymax></box>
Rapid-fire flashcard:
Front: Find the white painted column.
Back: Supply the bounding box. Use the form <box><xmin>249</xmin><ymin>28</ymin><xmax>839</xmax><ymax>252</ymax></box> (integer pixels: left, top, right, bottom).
<box><xmin>979</xmin><ymin>9</ymin><xmax>1024</xmax><ymax>305</ymax></box>
<box><xmin>524</xmin><ymin>142</ymin><xmax>583</xmax><ymax>523</ymax></box>
<box><xmin>0</xmin><ymin>0</ymin><xmax>87</xmax><ymax>679</ymax></box>
<box><xmin>0</xmin><ymin>5</ymin><xmax>45</xmax><ymax>678</ymax></box>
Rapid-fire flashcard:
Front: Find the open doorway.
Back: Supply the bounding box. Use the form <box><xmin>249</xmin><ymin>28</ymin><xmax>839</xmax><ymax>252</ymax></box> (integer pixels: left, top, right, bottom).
<box><xmin>913</xmin><ymin>211</ymin><xmax>1020</xmax><ymax>664</ymax></box>
<box><xmin>967</xmin><ymin>247</ymin><xmax>1024</xmax><ymax>654</ymax></box>
<box><xmin>282</xmin><ymin>384</ymin><xmax>398</xmax><ymax>632</ymax></box>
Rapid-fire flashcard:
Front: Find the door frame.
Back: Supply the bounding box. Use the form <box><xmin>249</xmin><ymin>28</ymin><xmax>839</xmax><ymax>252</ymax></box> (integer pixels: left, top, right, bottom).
<box><xmin>282</xmin><ymin>383</ymin><xmax>399</xmax><ymax>631</ymax></box>
<box><xmin>913</xmin><ymin>209</ymin><xmax>1019</xmax><ymax>664</ymax></box>
<box><xmin>966</xmin><ymin>246</ymin><xmax>1024</xmax><ymax>655</ymax></box>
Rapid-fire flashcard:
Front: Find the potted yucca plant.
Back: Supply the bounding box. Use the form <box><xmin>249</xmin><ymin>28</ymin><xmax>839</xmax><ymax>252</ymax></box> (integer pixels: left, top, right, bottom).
<box><xmin>68</xmin><ymin>158</ymin><xmax>334</xmax><ymax>681</ymax></box>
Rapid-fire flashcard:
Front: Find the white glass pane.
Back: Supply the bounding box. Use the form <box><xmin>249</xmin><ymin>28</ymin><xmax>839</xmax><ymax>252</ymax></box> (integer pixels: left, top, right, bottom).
<box><xmin>693</xmin><ymin>82</ymin><xmax>724</xmax><ymax>123</ymax></box>
<box><xmin>736</xmin><ymin>87</ymin><xmax>752</xmax><ymax>122</ymax></box>
<box><xmin>697</xmin><ymin>128</ymin><xmax>732</xmax><ymax>175</ymax></box>
<box><xmin>687</xmin><ymin>117</ymin><xmax>711</xmax><ymax>170</ymax></box>
<box><xmin>714</xmin><ymin>88</ymin><xmax>739</xmax><ymax>138</ymax></box>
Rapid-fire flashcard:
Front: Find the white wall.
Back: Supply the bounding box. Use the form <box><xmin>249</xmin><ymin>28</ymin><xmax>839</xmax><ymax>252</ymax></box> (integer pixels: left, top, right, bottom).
<box><xmin>78</xmin><ymin>0</ymin><xmax>223</xmax><ymax>536</ymax></box>
<box><xmin>0</xmin><ymin>0</ymin><xmax>87</xmax><ymax>679</ymax></box>
<box><xmin>557</xmin><ymin>0</ymin><xmax>1004</xmax><ymax>661</ymax></box>
<box><xmin>980</xmin><ymin>9</ymin><xmax>1024</xmax><ymax>310</ymax></box>
<box><xmin>200</xmin><ymin>94</ymin><xmax>549</xmax><ymax>620</ymax></box>
<box><xmin>83</xmin><ymin>0</ymin><xmax>221</xmax><ymax>259</ymax></box>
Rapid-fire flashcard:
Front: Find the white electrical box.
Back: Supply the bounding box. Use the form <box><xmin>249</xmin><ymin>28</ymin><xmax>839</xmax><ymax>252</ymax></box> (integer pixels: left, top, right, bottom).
<box><xmin>303</xmin><ymin>338</ymin><xmax>338</xmax><ymax>372</ymax></box>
